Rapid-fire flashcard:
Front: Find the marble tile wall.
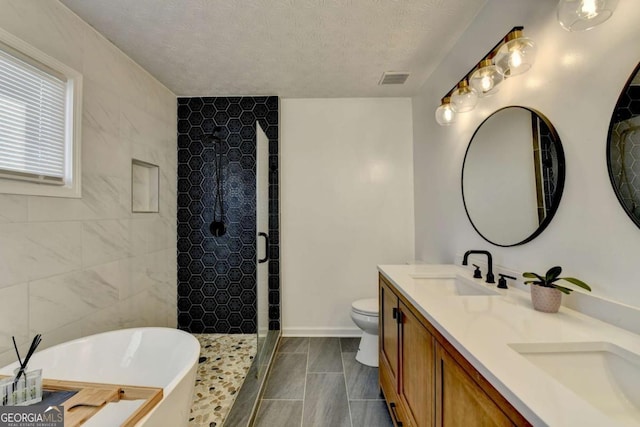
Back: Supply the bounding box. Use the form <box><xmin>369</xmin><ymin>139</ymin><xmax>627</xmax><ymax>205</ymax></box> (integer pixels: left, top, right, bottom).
<box><xmin>0</xmin><ymin>1</ymin><xmax>177</xmax><ymax>366</ymax></box>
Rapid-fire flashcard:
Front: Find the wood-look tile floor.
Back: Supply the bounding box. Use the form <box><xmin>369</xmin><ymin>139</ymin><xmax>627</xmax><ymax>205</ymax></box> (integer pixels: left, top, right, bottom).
<box><xmin>254</xmin><ymin>337</ymin><xmax>393</xmax><ymax>427</ymax></box>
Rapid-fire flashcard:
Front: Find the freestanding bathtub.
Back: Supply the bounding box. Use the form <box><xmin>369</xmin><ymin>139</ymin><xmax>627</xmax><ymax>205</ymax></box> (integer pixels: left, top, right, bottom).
<box><xmin>0</xmin><ymin>327</ymin><xmax>200</xmax><ymax>427</ymax></box>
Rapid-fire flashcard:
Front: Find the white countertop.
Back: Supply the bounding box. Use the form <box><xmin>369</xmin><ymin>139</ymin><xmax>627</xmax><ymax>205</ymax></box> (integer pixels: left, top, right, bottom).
<box><xmin>378</xmin><ymin>264</ymin><xmax>640</xmax><ymax>427</ymax></box>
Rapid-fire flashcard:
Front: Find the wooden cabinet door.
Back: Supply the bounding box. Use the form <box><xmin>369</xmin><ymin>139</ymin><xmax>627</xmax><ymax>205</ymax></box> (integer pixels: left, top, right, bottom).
<box><xmin>380</xmin><ymin>278</ymin><xmax>399</xmax><ymax>381</ymax></box>
<box><xmin>436</xmin><ymin>346</ymin><xmax>513</xmax><ymax>427</ymax></box>
<box><xmin>399</xmin><ymin>301</ymin><xmax>435</xmax><ymax>427</ymax></box>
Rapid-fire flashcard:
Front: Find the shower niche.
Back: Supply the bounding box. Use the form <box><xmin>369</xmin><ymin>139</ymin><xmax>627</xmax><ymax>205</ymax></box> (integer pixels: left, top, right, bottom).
<box><xmin>131</xmin><ymin>159</ymin><xmax>159</xmax><ymax>213</ymax></box>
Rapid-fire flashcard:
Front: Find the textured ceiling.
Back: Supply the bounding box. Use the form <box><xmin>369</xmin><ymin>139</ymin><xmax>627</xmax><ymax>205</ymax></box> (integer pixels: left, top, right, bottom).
<box><xmin>60</xmin><ymin>0</ymin><xmax>486</xmax><ymax>97</ymax></box>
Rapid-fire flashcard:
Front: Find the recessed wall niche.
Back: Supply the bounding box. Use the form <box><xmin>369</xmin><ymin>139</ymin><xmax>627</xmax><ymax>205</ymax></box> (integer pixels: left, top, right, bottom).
<box><xmin>131</xmin><ymin>159</ymin><xmax>159</xmax><ymax>213</ymax></box>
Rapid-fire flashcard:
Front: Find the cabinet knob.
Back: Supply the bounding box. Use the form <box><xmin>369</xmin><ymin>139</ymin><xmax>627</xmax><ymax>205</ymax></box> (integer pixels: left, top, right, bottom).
<box><xmin>394</xmin><ymin>309</ymin><xmax>404</xmax><ymax>325</ymax></box>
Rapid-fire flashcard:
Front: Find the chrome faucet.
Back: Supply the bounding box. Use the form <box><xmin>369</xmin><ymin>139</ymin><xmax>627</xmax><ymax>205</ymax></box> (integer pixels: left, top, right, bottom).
<box><xmin>462</xmin><ymin>250</ymin><xmax>495</xmax><ymax>284</ymax></box>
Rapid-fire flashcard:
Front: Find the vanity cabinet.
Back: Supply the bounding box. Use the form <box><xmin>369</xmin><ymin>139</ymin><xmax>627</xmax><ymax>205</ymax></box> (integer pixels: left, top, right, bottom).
<box><xmin>380</xmin><ymin>278</ymin><xmax>435</xmax><ymax>426</ymax></box>
<box><xmin>380</xmin><ymin>279</ymin><xmax>399</xmax><ymax>384</ymax></box>
<box><xmin>436</xmin><ymin>346</ymin><xmax>513</xmax><ymax>427</ymax></box>
<box><xmin>379</xmin><ymin>274</ymin><xmax>529</xmax><ymax>427</ymax></box>
<box><xmin>398</xmin><ymin>299</ymin><xmax>435</xmax><ymax>426</ymax></box>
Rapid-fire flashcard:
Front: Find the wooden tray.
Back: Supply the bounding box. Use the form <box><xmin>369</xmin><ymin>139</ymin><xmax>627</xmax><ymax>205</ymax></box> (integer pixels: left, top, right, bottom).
<box><xmin>1</xmin><ymin>376</ymin><xmax>162</xmax><ymax>427</ymax></box>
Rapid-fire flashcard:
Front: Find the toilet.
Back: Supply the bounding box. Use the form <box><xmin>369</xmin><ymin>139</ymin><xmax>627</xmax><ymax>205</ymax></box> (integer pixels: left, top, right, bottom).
<box><xmin>350</xmin><ymin>298</ymin><xmax>379</xmax><ymax>367</ymax></box>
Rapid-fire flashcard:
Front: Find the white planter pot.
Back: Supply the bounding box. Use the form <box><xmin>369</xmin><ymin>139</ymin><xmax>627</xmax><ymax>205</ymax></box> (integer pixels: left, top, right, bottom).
<box><xmin>530</xmin><ymin>285</ymin><xmax>562</xmax><ymax>313</ymax></box>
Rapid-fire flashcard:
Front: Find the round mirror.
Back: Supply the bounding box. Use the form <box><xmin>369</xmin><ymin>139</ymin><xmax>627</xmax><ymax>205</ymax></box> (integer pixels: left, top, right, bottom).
<box><xmin>462</xmin><ymin>107</ymin><xmax>565</xmax><ymax>247</ymax></box>
<box><xmin>607</xmin><ymin>62</ymin><xmax>640</xmax><ymax>229</ymax></box>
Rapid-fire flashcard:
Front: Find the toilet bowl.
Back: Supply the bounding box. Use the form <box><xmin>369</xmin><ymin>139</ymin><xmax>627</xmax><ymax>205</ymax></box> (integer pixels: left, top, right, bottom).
<box><xmin>350</xmin><ymin>298</ymin><xmax>379</xmax><ymax>367</ymax></box>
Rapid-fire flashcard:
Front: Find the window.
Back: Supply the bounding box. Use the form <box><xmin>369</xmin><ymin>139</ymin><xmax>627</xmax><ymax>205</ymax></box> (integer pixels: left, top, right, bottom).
<box><xmin>0</xmin><ymin>28</ymin><xmax>82</xmax><ymax>198</ymax></box>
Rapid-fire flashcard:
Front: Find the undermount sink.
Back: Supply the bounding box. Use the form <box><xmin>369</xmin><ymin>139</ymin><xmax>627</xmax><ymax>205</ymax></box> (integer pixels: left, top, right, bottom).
<box><xmin>409</xmin><ymin>274</ymin><xmax>499</xmax><ymax>296</ymax></box>
<box><xmin>509</xmin><ymin>341</ymin><xmax>640</xmax><ymax>426</ymax></box>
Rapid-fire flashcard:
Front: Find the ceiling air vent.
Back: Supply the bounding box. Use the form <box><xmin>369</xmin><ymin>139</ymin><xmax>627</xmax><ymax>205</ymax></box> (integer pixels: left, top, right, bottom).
<box><xmin>379</xmin><ymin>71</ymin><xmax>410</xmax><ymax>85</ymax></box>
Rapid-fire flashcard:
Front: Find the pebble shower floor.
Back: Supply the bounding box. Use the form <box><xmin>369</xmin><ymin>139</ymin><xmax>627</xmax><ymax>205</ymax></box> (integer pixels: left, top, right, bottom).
<box><xmin>189</xmin><ymin>334</ymin><xmax>257</xmax><ymax>426</ymax></box>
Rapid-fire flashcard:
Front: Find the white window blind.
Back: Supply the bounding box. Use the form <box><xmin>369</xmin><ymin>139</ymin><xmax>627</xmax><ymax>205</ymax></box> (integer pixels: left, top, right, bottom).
<box><xmin>0</xmin><ymin>45</ymin><xmax>67</xmax><ymax>184</ymax></box>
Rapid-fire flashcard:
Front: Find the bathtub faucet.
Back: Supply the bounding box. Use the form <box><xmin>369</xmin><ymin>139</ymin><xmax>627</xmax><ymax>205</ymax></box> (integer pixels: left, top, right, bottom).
<box><xmin>462</xmin><ymin>250</ymin><xmax>495</xmax><ymax>284</ymax></box>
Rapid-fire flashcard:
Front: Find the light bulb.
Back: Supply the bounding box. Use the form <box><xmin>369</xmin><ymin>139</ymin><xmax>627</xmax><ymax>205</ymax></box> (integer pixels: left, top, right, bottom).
<box><xmin>450</xmin><ymin>81</ymin><xmax>478</xmax><ymax>113</ymax></box>
<box><xmin>495</xmin><ymin>30</ymin><xmax>536</xmax><ymax>77</ymax></box>
<box><xmin>480</xmin><ymin>75</ymin><xmax>493</xmax><ymax>92</ymax></box>
<box><xmin>557</xmin><ymin>0</ymin><xmax>617</xmax><ymax>31</ymax></box>
<box><xmin>443</xmin><ymin>108</ymin><xmax>453</xmax><ymax>122</ymax></box>
<box><xmin>509</xmin><ymin>49</ymin><xmax>523</xmax><ymax>69</ymax></box>
<box><xmin>469</xmin><ymin>59</ymin><xmax>503</xmax><ymax>97</ymax></box>
<box><xmin>435</xmin><ymin>97</ymin><xmax>456</xmax><ymax>126</ymax></box>
<box><xmin>579</xmin><ymin>0</ymin><xmax>599</xmax><ymax>19</ymax></box>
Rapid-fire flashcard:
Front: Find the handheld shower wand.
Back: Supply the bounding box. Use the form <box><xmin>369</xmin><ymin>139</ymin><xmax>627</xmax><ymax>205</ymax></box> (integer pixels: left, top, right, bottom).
<box><xmin>207</xmin><ymin>127</ymin><xmax>227</xmax><ymax>237</ymax></box>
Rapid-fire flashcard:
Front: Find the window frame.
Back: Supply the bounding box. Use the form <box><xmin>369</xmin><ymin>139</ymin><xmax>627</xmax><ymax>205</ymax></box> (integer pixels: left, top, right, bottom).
<box><xmin>0</xmin><ymin>27</ymin><xmax>82</xmax><ymax>198</ymax></box>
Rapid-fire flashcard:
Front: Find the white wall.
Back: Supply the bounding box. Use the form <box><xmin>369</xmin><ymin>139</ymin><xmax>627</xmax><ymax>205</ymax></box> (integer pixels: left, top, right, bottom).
<box><xmin>0</xmin><ymin>1</ymin><xmax>177</xmax><ymax>365</ymax></box>
<box><xmin>281</xmin><ymin>98</ymin><xmax>414</xmax><ymax>335</ymax></box>
<box><xmin>413</xmin><ymin>0</ymin><xmax>640</xmax><ymax>308</ymax></box>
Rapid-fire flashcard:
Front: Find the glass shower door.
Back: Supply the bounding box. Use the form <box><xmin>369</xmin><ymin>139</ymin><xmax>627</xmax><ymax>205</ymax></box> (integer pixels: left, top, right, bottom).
<box><xmin>226</xmin><ymin>120</ymin><xmax>280</xmax><ymax>427</ymax></box>
<box><xmin>256</xmin><ymin>123</ymin><xmax>270</xmax><ymax>369</ymax></box>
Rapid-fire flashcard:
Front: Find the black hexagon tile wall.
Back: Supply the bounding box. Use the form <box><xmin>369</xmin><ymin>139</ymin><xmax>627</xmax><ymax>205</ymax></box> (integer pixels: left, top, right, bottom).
<box><xmin>177</xmin><ymin>96</ymin><xmax>280</xmax><ymax>333</ymax></box>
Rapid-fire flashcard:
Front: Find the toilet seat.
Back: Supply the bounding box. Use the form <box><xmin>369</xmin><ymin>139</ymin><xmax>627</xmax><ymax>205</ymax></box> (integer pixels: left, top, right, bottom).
<box><xmin>351</xmin><ymin>298</ymin><xmax>378</xmax><ymax>316</ymax></box>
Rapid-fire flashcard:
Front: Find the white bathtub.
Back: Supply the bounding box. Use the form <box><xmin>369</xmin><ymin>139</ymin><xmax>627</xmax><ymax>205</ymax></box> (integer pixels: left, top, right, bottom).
<box><xmin>0</xmin><ymin>327</ymin><xmax>200</xmax><ymax>427</ymax></box>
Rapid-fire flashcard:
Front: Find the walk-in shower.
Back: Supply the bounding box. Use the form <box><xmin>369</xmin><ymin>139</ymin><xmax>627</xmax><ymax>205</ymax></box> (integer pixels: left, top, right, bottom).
<box><xmin>177</xmin><ymin>96</ymin><xmax>281</xmax><ymax>426</ymax></box>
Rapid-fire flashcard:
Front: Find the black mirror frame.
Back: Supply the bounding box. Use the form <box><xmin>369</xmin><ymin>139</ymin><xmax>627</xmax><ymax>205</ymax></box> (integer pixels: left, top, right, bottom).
<box><xmin>461</xmin><ymin>106</ymin><xmax>566</xmax><ymax>247</ymax></box>
<box><xmin>606</xmin><ymin>62</ymin><xmax>640</xmax><ymax>231</ymax></box>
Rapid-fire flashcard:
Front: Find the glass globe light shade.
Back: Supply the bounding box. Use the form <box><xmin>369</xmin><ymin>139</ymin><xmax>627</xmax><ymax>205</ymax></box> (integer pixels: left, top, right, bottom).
<box><xmin>494</xmin><ymin>30</ymin><xmax>537</xmax><ymax>78</ymax></box>
<box><xmin>450</xmin><ymin>81</ymin><xmax>478</xmax><ymax>113</ymax></box>
<box><xmin>435</xmin><ymin>97</ymin><xmax>456</xmax><ymax>126</ymax></box>
<box><xmin>469</xmin><ymin>59</ymin><xmax>504</xmax><ymax>97</ymax></box>
<box><xmin>557</xmin><ymin>0</ymin><xmax>617</xmax><ymax>31</ymax></box>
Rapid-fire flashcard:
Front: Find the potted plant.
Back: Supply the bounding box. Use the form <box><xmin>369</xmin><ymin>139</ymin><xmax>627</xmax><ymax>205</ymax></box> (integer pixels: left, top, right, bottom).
<box><xmin>523</xmin><ymin>266</ymin><xmax>591</xmax><ymax>313</ymax></box>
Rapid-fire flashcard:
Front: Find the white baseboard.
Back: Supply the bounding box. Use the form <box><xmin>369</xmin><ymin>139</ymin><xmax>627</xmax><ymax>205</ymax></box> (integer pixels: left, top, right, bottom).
<box><xmin>282</xmin><ymin>327</ymin><xmax>362</xmax><ymax>337</ymax></box>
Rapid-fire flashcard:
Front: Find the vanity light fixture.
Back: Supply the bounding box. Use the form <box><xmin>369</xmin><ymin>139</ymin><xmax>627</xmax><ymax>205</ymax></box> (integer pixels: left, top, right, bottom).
<box><xmin>557</xmin><ymin>0</ymin><xmax>618</xmax><ymax>31</ymax></box>
<box><xmin>494</xmin><ymin>29</ymin><xmax>537</xmax><ymax>78</ymax></box>
<box><xmin>450</xmin><ymin>80</ymin><xmax>478</xmax><ymax>112</ymax></box>
<box><xmin>435</xmin><ymin>97</ymin><xmax>456</xmax><ymax>126</ymax></box>
<box><xmin>435</xmin><ymin>27</ymin><xmax>536</xmax><ymax>126</ymax></box>
<box><xmin>469</xmin><ymin>58</ymin><xmax>504</xmax><ymax>97</ymax></box>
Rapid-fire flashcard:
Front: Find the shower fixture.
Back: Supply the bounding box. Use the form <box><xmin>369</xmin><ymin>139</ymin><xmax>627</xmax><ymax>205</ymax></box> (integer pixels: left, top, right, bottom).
<box><xmin>206</xmin><ymin>127</ymin><xmax>227</xmax><ymax>237</ymax></box>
